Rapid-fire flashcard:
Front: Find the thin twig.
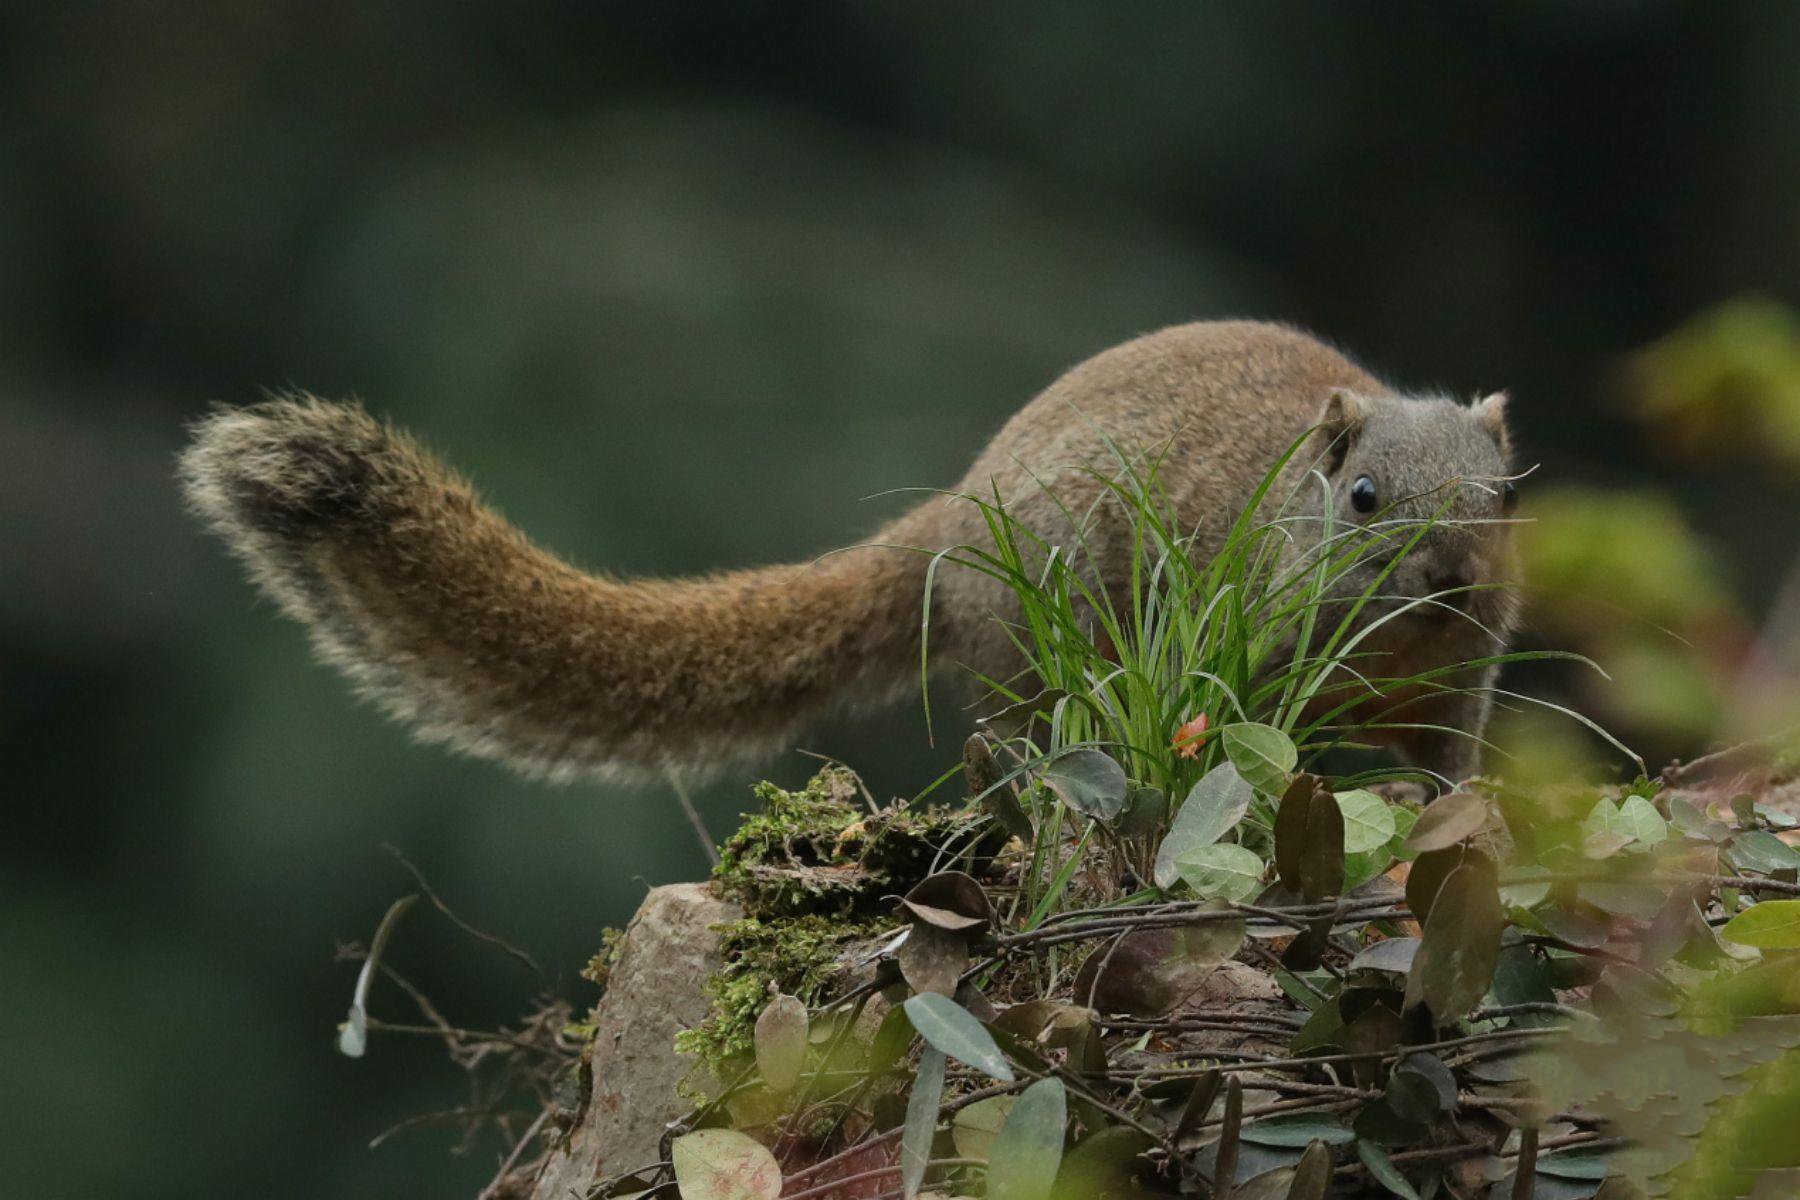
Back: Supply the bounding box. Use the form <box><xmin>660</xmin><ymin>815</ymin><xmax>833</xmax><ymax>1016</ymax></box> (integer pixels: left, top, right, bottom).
<box><xmin>781</xmin><ymin>1158</ymin><xmax>984</xmax><ymax>1200</ymax></box>
<box><xmin>477</xmin><ymin>1107</ymin><xmax>550</xmax><ymax>1199</ymax></box>
<box><xmin>1500</xmin><ymin>867</ymin><xmax>1800</xmax><ymax>898</ymax></box>
<box><xmin>1117</xmin><ymin>1025</ymin><xmax>1558</xmax><ymax>1079</ymax></box>
<box><xmin>368</xmin><ymin>1104</ymin><xmax>493</xmax><ymax>1150</ymax></box>
<box><xmin>383</xmin><ymin>844</ymin><xmax>546</xmax><ymax>981</ymax></box>
<box><xmin>781</xmin><ymin>1082</ymin><xmax>1028</xmax><ymax>1186</ymax></box>
<box><xmin>364</xmin><ymin>1018</ymin><xmax>565</xmax><ymax>1058</ymax></box>
<box><xmin>666</xmin><ymin>771</ymin><xmax>720</xmax><ymax>867</ymax></box>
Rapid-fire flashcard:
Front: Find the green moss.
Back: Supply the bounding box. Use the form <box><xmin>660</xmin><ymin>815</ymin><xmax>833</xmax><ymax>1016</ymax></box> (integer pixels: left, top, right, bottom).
<box><xmin>674</xmin><ymin>914</ymin><xmax>880</xmax><ymax>1072</ymax></box>
<box><xmin>671</xmin><ymin>767</ymin><xmax>990</xmax><ymax>1084</ymax></box>
<box><xmin>580</xmin><ymin>926</ymin><xmax>627</xmax><ymax>991</ymax></box>
<box><xmin>562</xmin><ymin>926</ymin><xmax>630</xmax><ymax>1044</ymax></box>
<box><xmin>712</xmin><ymin>765</ymin><xmax>983</xmax><ymax>919</ymax></box>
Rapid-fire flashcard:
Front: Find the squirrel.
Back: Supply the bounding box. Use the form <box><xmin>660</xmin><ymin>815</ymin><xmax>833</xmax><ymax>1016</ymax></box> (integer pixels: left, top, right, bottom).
<box><xmin>179</xmin><ymin>320</ymin><xmax>1520</xmax><ymax>785</ymax></box>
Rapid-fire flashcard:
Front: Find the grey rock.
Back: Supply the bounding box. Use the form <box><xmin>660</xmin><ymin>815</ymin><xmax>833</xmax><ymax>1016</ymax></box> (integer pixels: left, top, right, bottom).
<box><xmin>529</xmin><ymin>882</ymin><xmax>740</xmax><ymax>1200</ymax></box>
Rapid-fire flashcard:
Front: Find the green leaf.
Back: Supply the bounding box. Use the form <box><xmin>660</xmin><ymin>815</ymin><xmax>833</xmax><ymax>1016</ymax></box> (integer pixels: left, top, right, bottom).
<box><xmin>1719</xmin><ymin>899</ymin><xmax>1800</xmax><ymax>949</ymax></box>
<box><xmin>1396</xmin><ymin>1052</ymin><xmax>1457</xmax><ymax>1115</ymax></box>
<box><xmin>1356</xmin><ymin>1139</ymin><xmax>1422</xmax><ymax>1200</ymax></box>
<box><xmin>1500</xmin><ymin>880</ymin><xmax>1552</xmax><ymax>909</ymax></box>
<box><xmin>1237</xmin><ymin>1117</ymin><xmax>1355</xmax><ymax>1147</ymax></box>
<box><xmin>1490</xmin><ymin>943</ymin><xmax>1558</xmax><ymax>1025</ymax></box>
<box><xmin>1153</xmin><ymin>763</ymin><xmax>1254</xmax><ymax>888</ymax></box>
<box><xmin>1115</xmin><ymin>786</ymin><xmax>1168</xmax><ymax>840</ymax></box>
<box><xmin>868</xmin><ymin>1004</ymin><xmax>916</xmax><ymax>1075</ymax></box>
<box><xmin>1580</xmin><ymin>796</ymin><xmax>1665</xmax><ymax>857</ymax></box>
<box><xmin>1042</xmin><ymin>749</ymin><xmax>1128</xmax><ymax>821</ymax></box>
<box><xmin>1335</xmin><ymin>790</ymin><xmax>1398</xmax><ymax>854</ymax></box>
<box><xmin>1386</xmin><ymin>805</ymin><xmax>1419</xmax><ymax>859</ymax></box>
<box><xmin>1221</xmin><ymin>722</ymin><xmax>1298</xmax><ymax>794</ymax></box>
<box><xmin>1347</xmin><ymin>937</ymin><xmax>1419</xmax><ymax>976</ymax></box>
<box><xmin>1382</xmin><ymin>1065</ymin><xmax>1442</xmax><ymax>1126</ymax></box>
<box><xmin>951</xmin><ymin>1095</ymin><xmax>1015</xmax><ymax>1161</ymax></box>
<box><xmin>901</xmin><ymin>1046</ymin><xmax>946</xmax><ymax>1199</ymax></box>
<box><xmin>671</xmin><ymin>1129</ymin><xmax>783</xmax><ymax>1200</ymax></box>
<box><xmin>1537</xmin><ymin>904</ymin><xmax>1612</xmax><ymax>948</ymax></box>
<box><xmin>1351</xmin><ymin>1096</ymin><xmax>1426</xmax><ymax>1148</ymax></box>
<box><xmin>1730</xmin><ymin>830</ymin><xmax>1800</xmax><ymax>874</ymax></box>
<box><xmin>1534</xmin><ymin>1153</ymin><xmax>1611</xmax><ymax>1181</ymax></box>
<box><xmin>1173</xmin><ymin>1071</ymin><xmax>1223</xmax><ymax>1144</ymax></box>
<box><xmin>903</xmin><ymin>993</ymin><xmax>1015</xmax><ymax>1081</ymax></box>
<box><xmin>752</xmin><ymin>993</ymin><xmax>809</xmax><ymax>1094</ymax></box>
<box><xmin>987</xmin><ymin>1078</ymin><xmax>1067</xmax><ymax>1200</ymax></box>
<box><xmin>1174</xmin><ymin>843</ymin><xmax>1266</xmax><ymax>902</ymax></box>
<box><xmin>1290</xmin><ymin>997</ymin><xmax>1345</xmax><ymax>1053</ymax></box>
<box><xmin>1668</xmin><ymin>796</ymin><xmax>1709</xmax><ymax>835</ymax></box>
<box><xmin>1580</xmin><ymin>880</ymin><xmax>1664</xmax><ymax>920</ymax></box>
<box><xmin>1275</xmin><ymin>967</ymin><xmax>1332</xmax><ymax>1011</ymax></box>
<box><xmin>1051</xmin><ymin>1127</ymin><xmax>1154</xmax><ymax>1200</ymax></box>
<box><xmin>1617</xmin><ymin>795</ymin><xmax>1668</xmax><ymax>846</ymax></box>
<box><xmin>1343</xmin><ymin>846</ymin><xmax>1397</xmax><ymax>891</ymax></box>
<box><xmin>1733</xmin><ymin>792</ymin><xmax>1758</xmax><ymax>829</ymax></box>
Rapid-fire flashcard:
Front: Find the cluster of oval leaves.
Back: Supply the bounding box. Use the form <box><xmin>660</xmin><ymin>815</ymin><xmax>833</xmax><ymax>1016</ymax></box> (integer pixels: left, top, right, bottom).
<box><xmin>660</xmin><ymin>723</ymin><xmax>1800</xmax><ymax>1200</ymax></box>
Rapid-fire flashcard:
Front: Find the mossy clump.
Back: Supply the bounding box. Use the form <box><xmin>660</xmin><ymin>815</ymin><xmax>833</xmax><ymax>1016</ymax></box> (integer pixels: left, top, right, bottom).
<box><xmin>562</xmin><ymin>926</ymin><xmax>630</xmax><ymax>1043</ymax></box>
<box><xmin>580</xmin><ymin>925</ymin><xmax>628</xmax><ymax>991</ymax></box>
<box><xmin>713</xmin><ymin>765</ymin><xmax>984</xmax><ymax>919</ymax></box>
<box><xmin>674</xmin><ymin>766</ymin><xmax>990</xmax><ymax>1082</ymax></box>
<box><xmin>673</xmin><ymin>913</ymin><xmax>881</xmax><ymax>1074</ymax></box>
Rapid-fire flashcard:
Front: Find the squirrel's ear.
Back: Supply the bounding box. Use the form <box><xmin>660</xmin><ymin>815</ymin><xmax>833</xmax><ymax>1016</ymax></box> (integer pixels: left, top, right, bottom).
<box><xmin>1473</xmin><ymin>391</ymin><xmax>1512</xmax><ymax>455</ymax></box>
<box><xmin>1315</xmin><ymin>387</ymin><xmax>1366</xmax><ymax>473</ymax></box>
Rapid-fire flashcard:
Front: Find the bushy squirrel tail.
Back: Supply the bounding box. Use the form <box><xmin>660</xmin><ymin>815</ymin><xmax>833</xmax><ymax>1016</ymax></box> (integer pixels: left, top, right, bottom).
<box><xmin>178</xmin><ymin>397</ymin><xmax>932</xmax><ymax>780</ymax></box>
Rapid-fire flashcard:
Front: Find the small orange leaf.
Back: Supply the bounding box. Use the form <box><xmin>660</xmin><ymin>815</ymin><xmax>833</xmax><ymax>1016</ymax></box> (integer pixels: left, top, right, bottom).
<box><xmin>1171</xmin><ymin>713</ymin><xmax>1211</xmax><ymax>759</ymax></box>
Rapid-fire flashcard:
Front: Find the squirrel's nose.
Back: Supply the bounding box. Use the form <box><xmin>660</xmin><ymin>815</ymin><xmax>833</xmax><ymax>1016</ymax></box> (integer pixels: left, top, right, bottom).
<box><xmin>1428</xmin><ymin>568</ymin><xmax>1475</xmax><ymax>608</ymax></box>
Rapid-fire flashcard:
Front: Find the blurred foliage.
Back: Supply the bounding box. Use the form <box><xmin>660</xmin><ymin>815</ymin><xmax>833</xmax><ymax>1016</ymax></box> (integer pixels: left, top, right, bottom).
<box><xmin>1628</xmin><ymin>298</ymin><xmax>1800</xmax><ymax>471</ymax></box>
<box><xmin>1517</xmin><ymin>296</ymin><xmax>1800</xmax><ymax>750</ymax></box>
<box><xmin>2</xmin><ymin>2</ymin><xmax>1799</xmax><ymax>1198</ymax></box>
<box><xmin>1516</xmin><ymin>488</ymin><xmax>1748</xmax><ymax>741</ymax></box>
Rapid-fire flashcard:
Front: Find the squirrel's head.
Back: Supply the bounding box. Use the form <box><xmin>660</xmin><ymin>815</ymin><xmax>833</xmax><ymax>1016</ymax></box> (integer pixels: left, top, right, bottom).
<box><xmin>1297</xmin><ymin>386</ymin><xmax>1521</xmax><ymax>636</ymax></box>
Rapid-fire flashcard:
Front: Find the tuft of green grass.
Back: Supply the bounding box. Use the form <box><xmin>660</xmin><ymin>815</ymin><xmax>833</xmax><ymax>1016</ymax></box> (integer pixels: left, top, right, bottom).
<box><xmin>920</xmin><ymin>433</ymin><xmax>1595</xmax><ymax>921</ymax></box>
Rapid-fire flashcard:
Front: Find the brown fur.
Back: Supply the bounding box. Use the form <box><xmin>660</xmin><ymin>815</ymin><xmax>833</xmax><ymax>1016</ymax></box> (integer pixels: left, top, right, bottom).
<box><xmin>179</xmin><ymin>321</ymin><xmax>1520</xmax><ymax>783</ymax></box>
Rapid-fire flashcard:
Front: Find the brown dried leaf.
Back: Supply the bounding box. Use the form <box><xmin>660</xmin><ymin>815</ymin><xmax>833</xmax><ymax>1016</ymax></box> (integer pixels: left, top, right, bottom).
<box><xmin>1273</xmin><ymin>775</ymin><xmax>1344</xmax><ymax>902</ymax></box>
<box><xmin>903</xmin><ymin>871</ymin><xmax>994</xmax><ymax>933</ymax></box>
<box><xmin>1285</xmin><ymin>1141</ymin><xmax>1332</xmax><ymax>1200</ymax></box>
<box><xmin>1404</xmin><ymin>864</ymin><xmax>1505</xmax><ymax>1021</ymax></box>
<box><xmin>898</xmin><ymin>921</ymin><xmax>969</xmax><ymax>997</ymax></box>
<box><xmin>1071</xmin><ymin>916</ymin><xmax>1247</xmax><ymax>1017</ymax></box>
<box><xmin>966</xmin><ymin>734</ymin><xmax>1033</xmax><ymax>844</ymax></box>
<box><xmin>1405</xmin><ymin>844</ymin><xmax>1493</xmax><ymax>924</ymax></box>
<box><xmin>1273</xmin><ymin>774</ymin><xmax>1321</xmax><ymax>890</ymax></box>
<box><xmin>1403</xmin><ymin>791</ymin><xmax>1488</xmax><ymax>852</ymax></box>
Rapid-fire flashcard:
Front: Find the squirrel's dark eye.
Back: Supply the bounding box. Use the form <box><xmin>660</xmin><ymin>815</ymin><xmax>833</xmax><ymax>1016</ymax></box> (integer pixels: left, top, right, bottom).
<box><xmin>1501</xmin><ymin>481</ymin><xmax>1519</xmax><ymax>515</ymax></box>
<box><xmin>1349</xmin><ymin>475</ymin><xmax>1378</xmax><ymax>514</ymax></box>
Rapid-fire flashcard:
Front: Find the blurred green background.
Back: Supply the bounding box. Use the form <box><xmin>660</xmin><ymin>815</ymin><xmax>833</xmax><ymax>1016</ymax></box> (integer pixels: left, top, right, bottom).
<box><xmin>4</xmin><ymin>2</ymin><xmax>1798</xmax><ymax>1196</ymax></box>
